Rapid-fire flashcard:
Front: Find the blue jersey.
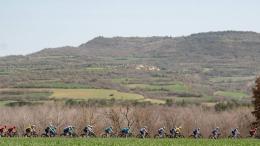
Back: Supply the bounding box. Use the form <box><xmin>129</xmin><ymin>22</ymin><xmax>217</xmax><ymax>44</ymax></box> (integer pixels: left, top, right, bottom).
<box><xmin>49</xmin><ymin>126</ymin><xmax>56</xmax><ymax>133</ymax></box>
<box><xmin>105</xmin><ymin>127</ymin><xmax>113</xmax><ymax>133</ymax></box>
<box><xmin>121</xmin><ymin>128</ymin><xmax>130</xmax><ymax>133</ymax></box>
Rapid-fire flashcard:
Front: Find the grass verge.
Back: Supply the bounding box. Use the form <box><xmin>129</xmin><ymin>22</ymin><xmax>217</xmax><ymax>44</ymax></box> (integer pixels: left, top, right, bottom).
<box><xmin>0</xmin><ymin>138</ymin><xmax>259</xmax><ymax>146</ymax></box>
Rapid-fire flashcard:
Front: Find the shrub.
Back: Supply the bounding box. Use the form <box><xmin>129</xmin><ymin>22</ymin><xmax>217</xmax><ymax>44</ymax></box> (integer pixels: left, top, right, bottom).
<box><xmin>165</xmin><ymin>99</ymin><xmax>173</xmax><ymax>106</ymax></box>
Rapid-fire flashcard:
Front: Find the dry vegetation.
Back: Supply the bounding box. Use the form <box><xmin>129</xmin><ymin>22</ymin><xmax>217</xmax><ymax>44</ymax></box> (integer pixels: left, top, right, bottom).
<box><xmin>0</xmin><ymin>104</ymin><xmax>254</xmax><ymax>137</ymax></box>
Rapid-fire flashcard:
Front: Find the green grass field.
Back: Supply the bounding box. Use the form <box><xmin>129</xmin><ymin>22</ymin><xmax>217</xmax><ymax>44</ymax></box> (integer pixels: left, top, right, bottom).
<box><xmin>0</xmin><ymin>88</ymin><xmax>165</xmax><ymax>105</ymax></box>
<box><xmin>51</xmin><ymin>89</ymin><xmax>145</xmax><ymax>100</ymax></box>
<box><xmin>15</xmin><ymin>82</ymin><xmax>91</xmax><ymax>89</ymax></box>
<box><xmin>51</xmin><ymin>89</ymin><xmax>165</xmax><ymax>104</ymax></box>
<box><xmin>214</xmin><ymin>91</ymin><xmax>248</xmax><ymax>99</ymax></box>
<box><xmin>0</xmin><ymin>138</ymin><xmax>259</xmax><ymax>146</ymax></box>
<box><xmin>209</xmin><ymin>76</ymin><xmax>255</xmax><ymax>83</ymax></box>
<box><xmin>126</xmin><ymin>83</ymin><xmax>188</xmax><ymax>93</ymax></box>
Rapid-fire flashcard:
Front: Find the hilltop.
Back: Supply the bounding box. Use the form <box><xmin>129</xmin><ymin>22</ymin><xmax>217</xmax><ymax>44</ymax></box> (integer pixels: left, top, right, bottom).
<box><xmin>0</xmin><ymin>31</ymin><xmax>260</xmax><ymax>106</ymax></box>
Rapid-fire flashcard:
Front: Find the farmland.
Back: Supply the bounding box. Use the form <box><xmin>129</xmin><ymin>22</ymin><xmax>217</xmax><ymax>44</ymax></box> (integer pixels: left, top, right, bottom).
<box><xmin>0</xmin><ymin>88</ymin><xmax>165</xmax><ymax>106</ymax></box>
<box><xmin>126</xmin><ymin>82</ymin><xmax>189</xmax><ymax>93</ymax></box>
<box><xmin>1</xmin><ymin>31</ymin><xmax>259</xmax><ymax>106</ymax></box>
<box><xmin>51</xmin><ymin>89</ymin><xmax>144</xmax><ymax>100</ymax></box>
<box><xmin>51</xmin><ymin>88</ymin><xmax>165</xmax><ymax>103</ymax></box>
<box><xmin>0</xmin><ymin>138</ymin><xmax>259</xmax><ymax>146</ymax></box>
<box><xmin>214</xmin><ymin>91</ymin><xmax>249</xmax><ymax>99</ymax></box>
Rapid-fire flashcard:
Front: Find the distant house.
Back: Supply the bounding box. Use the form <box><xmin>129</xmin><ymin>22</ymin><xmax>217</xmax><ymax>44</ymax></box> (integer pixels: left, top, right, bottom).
<box><xmin>135</xmin><ymin>64</ymin><xmax>160</xmax><ymax>71</ymax></box>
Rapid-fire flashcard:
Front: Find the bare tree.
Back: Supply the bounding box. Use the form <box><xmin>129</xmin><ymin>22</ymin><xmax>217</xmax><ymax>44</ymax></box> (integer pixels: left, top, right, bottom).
<box><xmin>252</xmin><ymin>77</ymin><xmax>260</xmax><ymax>136</ymax></box>
<box><xmin>120</xmin><ymin>105</ymin><xmax>134</xmax><ymax>128</ymax></box>
<box><xmin>105</xmin><ymin>108</ymin><xmax>122</xmax><ymax>133</ymax></box>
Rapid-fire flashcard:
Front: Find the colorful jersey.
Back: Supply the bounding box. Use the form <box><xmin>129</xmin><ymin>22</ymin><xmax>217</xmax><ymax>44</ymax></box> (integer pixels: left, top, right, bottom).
<box><xmin>45</xmin><ymin>126</ymin><xmax>56</xmax><ymax>135</ymax></box>
<box><xmin>175</xmin><ymin>128</ymin><xmax>181</xmax><ymax>133</ymax></box>
<box><xmin>0</xmin><ymin>126</ymin><xmax>6</xmax><ymax>130</ymax></box>
<box><xmin>121</xmin><ymin>128</ymin><xmax>130</xmax><ymax>134</ymax></box>
<box><xmin>105</xmin><ymin>127</ymin><xmax>113</xmax><ymax>133</ymax></box>
<box><xmin>8</xmin><ymin>127</ymin><xmax>16</xmax><ymax>133</ymax></box>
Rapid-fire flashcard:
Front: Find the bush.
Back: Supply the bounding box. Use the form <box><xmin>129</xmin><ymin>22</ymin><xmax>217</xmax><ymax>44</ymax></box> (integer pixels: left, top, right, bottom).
<box><xmin>176</xmin><ymin>99</ymin><xmax>187</xmax><ymax>107</ymax></box>
<box><xmin>5</xmin><ymin>101</ymin><xmax>43</xmax><ymax>107</ymax></box>
<box><xmin>214</xmin><ymin>100</ymin><xmax>240</xmax><ymax>112</ymax></box>
<box><xmin>64</xmin><ymin>98</ymin><xmax>153</xmax><ymax>107</ymax></box>
<box><xmin>165</xmin><ymin>99</ymin><xmax>173</xmax><ymax>106</ymax></box>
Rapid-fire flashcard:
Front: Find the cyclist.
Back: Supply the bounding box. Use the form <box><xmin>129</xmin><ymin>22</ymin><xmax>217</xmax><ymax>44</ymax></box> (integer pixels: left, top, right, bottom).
<box><xmin>25</xmin><ymin>125</ymin><xmax>37</xmax><ymax>136</ymax></box>
<box><xmin>230</xmin><ymin>128</ymin><xmax>240</xmax><ymax>138</ymax></box>
<box><xmin>249</xmin><ymin>127</ymin><xmax>257</xmax><ymax>137</ymax></box>
<box><xmin>0</xmin><ymin>125</ymin><xmax>7</xmax><ymax>137</ymax></box>
<box><xmin>83</xmin><ymin>125</ymin><xmax>95</xmax><ymax>137</ymax></box>
<box><xmin>192</xmin><ymin>128</ymin><xmax>201</xmax><ymax>139</ymax></box>
<box><xmin>7</xmin><ymin>126</ymin><xmax>16</xmax><ymax>137</ymax></box>
<box><xmin>120</xmin><ymin>127</ymin><xmax>130</xmax><ymax>137</ymax></box>
<box><xmin>63</xmin><ymin>125</ymin><xmax>75</xmax><ymax>136</ymax></box>
<box><xmin>44</xmin><ymin>123</ymin><xmax>57</xmax><ymax>137</ymax></box>
<box><xmin>104</xmin><ymin>126</ymin><xmax>113</xmax><ymax>137</ymax></box>
<box><xmin>158</xmin><ymin>127</ymin><xmax>166</xmax><ymax>138</ymax></box>
<box><xmin>139</xmin><ymin>126</ymin><xmax>148</xmax><ymax>138</ymax></box>
<box><xmin>211</xmin><ymin>127</ymin><xmax>220</xmax><ymax>139</ymax></box>
<box><xmin>170</xmin><ymin>127</ymin><xmax>176</xmax><ymax>137</ymax></box>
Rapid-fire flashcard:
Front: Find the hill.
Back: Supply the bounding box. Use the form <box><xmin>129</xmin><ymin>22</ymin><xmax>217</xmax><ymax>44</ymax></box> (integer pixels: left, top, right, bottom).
<box><xmin>0</xmin><ymin>31</ymin><xmax>260</xmax><ymax>106</ymax></box>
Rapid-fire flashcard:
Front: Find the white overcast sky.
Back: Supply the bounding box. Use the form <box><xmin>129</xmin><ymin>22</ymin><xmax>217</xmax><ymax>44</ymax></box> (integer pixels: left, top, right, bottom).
<box><xmin>0</xmin><ymin>0</ymin><xmax>260</xmax><ymax>56</ymax></box>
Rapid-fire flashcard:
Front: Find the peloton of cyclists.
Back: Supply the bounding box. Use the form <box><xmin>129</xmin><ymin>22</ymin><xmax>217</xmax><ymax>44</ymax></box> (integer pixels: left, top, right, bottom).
<box><xmin>0</xmin><ymin>124</ymin><xmax>259</xmax><ymax>139</ymax></box>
